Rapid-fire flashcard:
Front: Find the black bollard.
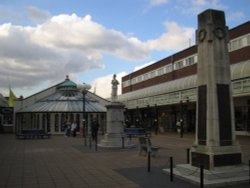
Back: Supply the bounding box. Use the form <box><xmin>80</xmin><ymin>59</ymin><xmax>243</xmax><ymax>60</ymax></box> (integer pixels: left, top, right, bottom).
<box><xmin>200</xmin><ymin>165</ymin><xmax>204</xmax><ymax>188</ymax></box>
<box><xmin>170</xmin><ymin>156</ymin><xmax>173</xmax><ymax>182</ymax></box>
<box><xmin>89</xmin><ymin>137</ymin><xmax>92</xmax><ymax>149</ymax></box>
<box><xmin>95</xmin><ymin>136</ymin><xmax>98</xmax><ymax>151</ymax></box>
<box><xmin>187</xmin><ymin>148</ymin><xmax>190</xmax><ymax>163</ymax></box>
<box><xmin>122</xmin><ymin>137</ymin><xmax>125</xmax><ymax>149</ymax></box>
<box><xmin>147</xmin><ymin>151</ymin><xmax>151</xmax><ymax>172</ymax></box>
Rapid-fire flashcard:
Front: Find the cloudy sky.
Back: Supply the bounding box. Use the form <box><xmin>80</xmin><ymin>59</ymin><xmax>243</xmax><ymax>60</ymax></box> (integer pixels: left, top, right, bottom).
<box><xmin>0</xmin><ymin>0</ymin><xmax>249</xmax><ymax>99</ymax></box>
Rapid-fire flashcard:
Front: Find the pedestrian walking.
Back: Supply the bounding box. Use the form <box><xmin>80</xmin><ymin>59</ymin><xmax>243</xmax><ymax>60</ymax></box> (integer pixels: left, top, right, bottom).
<box><xmin>91</xmin><ymin>118</ymin><xmax>99</xmax><ymax>141</ymax></box>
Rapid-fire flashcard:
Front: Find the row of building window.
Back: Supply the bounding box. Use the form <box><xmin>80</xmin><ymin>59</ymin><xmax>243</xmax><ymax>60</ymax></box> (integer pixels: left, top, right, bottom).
<box><xmin>228</xmin><ymin>33</ymin><xmax>250</xmax><ymax>52</ymax></box>
<box><xmin>27</xmin><ymin>113</ymin><xmax>105</xmax><ymax>133</ymax></box>
<box><xmin>123</xmin><ymin>54</ymin><xmax>198</xmax><ymax>87</ymax></box>
<box><xmin>123</xmin><ymin>33</ymin><xmax>250</xmax><ymax>88</ymax></box>
<box><xmin>125</xmin><ymin>77</ymin><xmax>250</xmax><ymax>109</ymax></box>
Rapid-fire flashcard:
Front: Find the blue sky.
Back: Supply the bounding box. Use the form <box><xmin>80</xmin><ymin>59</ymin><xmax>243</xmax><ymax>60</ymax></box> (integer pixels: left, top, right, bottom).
<box><xmin>0</xmin><ymin>0</ymin><xmax>249</xmax><ymax>98</ymax></box>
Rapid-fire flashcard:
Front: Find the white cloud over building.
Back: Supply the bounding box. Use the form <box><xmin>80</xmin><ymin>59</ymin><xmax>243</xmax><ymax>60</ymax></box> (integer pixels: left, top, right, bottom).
<box><xmin>0</xmin><ymin>13</ymin><xmax>195</xmax><ymax>98</ymax></box>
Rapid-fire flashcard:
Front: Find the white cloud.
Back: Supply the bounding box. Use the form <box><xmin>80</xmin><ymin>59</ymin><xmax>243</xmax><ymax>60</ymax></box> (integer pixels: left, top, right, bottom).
<box><xmin>227</xmin><ymin>11</ymin><xmax>245</xmax><ymax>22</ymax></box>
<box><xmin>0</xmin><ymin>14</ymin><xmax>149</xmax><ymax>94</ymax></box>
<box><xmin>176</xmin><ymin>0</ymin><xmax>227</xmax><ymax>16</ymax></box>
<box><xmin>0</xmin><ymin>13</ymin><xmax>197</xmax><ymax>97</ymax></box>
<box><xmin>144</xmin><ymin>0</ymin><xmax>169</xmax><ymax>13</ymax></box>
<box><xmin>25</xmin><ymin>6</ymin><xmax>51</xmax><ymax>24</ymax></box>
<box><xmin>146</xmin><ymin>21</ymin><xmax>195</xmax><ymax>51</ymax></box>
<box><xmin>149</xmin><ymin>0</ymin><xmax>169</xmax><ymax>6</ymax></box>
<box><xmin>90</xmin><ymin>72</ymin><xmax>127</xmax><ymax>99</ymax></box>
<box><xmin>31</xmin><ymin>14</ymin><xmax>149</xmax><ymax>60</ymax></box>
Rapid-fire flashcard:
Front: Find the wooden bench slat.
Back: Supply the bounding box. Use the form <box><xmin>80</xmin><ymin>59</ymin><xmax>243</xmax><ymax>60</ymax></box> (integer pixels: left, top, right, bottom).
<box><xmin>124</xmin><ymin>128</ymin><xmax>148</xmax><ymax>137</ymax></box>
<box><xmin>16</xmin><ymin>129</ymin><xmax>51</xmax><ymax>139</ymax></box>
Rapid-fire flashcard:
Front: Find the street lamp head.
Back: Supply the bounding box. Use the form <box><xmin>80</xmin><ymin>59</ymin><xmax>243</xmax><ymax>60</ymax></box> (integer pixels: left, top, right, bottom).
<box><xmin>77</xmin><ymin>83</ymin><xmax>91</xmax><ymax>93</ymax></box>
<box><xmin>83</xmin><ymin>83</ymin><xmax>91</xmax><ymax>90</ymax></box>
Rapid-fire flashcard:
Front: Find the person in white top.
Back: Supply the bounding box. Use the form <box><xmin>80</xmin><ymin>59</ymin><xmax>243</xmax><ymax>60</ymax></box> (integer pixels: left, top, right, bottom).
<box><xmin>71</xmin><ymin>121</ymin><xmax>77</xmax><ymax>137</ymax></box>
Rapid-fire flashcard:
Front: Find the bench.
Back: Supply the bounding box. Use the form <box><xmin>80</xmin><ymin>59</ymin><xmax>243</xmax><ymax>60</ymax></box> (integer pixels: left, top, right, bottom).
<box><xmin>16</xmin><ymin>129</ymin><xmax>51</xmax><ymax>139</ymax></box>
<box><xmin>138</xmin><ymin>136</ymin><xmax>159</xmax><ymax>157</ymax></box>
<box><xmin>124</xmin><ymin>128</ymin><xmax>148</xmax><ymax>137</ymax></box>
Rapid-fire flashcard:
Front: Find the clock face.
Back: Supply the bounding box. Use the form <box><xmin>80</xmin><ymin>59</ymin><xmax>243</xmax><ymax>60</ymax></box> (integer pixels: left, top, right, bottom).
<box><xmin>214</xmin><ymin>27</ymin><xmax>225</xmax><ymax>39</ymax></box>
<box><xmin>198</xmin><ymin>29</ymin><xmax>206</xmax><ymax>42</ymax></box>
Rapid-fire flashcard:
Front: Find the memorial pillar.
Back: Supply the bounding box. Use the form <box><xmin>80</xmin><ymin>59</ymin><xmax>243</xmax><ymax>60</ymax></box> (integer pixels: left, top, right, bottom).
<box><xmin>190</xmin><ymin>9</ymin><xmax>242</xmax><ymax>170</ymax></box>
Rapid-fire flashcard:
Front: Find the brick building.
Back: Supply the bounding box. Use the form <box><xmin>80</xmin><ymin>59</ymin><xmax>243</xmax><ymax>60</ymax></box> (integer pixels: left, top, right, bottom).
<box><xmin>119</xmin><ymin>21</ymin><xmax>250</xmax><ymax>135</ymax></box>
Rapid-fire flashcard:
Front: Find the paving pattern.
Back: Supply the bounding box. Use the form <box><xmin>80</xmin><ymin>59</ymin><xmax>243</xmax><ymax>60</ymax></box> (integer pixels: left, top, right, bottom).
<box><xmin>0</xmin><ymin>133</ymin><xmax>249</xmax><ymax>188</ymax></box>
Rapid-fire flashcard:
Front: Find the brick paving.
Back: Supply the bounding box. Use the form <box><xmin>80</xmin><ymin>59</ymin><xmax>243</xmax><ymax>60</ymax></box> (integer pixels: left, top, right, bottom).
<box><xmin>0</xmin><ymin>133</ymin><xmax>249</xmax><ymax>188</ymax></box>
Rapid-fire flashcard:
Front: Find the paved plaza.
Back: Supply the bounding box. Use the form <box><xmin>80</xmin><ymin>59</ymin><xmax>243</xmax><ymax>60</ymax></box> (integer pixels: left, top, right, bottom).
<box><xmin>0</xmin><ymin>133</ymin><xmax>249</xmax><ymax>188</ymax></box>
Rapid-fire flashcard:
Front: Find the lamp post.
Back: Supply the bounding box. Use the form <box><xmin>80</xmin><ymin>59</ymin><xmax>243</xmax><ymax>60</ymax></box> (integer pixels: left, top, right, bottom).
<box><xmin>78</xmin><ymin>83</ymin><xmax>91</xmax><ymax>146</ymax></box>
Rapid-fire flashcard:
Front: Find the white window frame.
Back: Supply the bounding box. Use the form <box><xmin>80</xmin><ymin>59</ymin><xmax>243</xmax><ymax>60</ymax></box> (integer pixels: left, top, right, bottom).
<box><xmin>174</xmin><ymin>61</ymin><xmax>184</xmax><ymax>70</ymax></box>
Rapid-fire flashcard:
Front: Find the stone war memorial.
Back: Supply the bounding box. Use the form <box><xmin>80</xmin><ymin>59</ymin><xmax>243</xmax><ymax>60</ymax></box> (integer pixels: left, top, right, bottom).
<box><xmin>163</xmin><ymin>9</ymin><xmax>248</xmax><ymax>187</ymax></box>
<box><xmin>99</xmin><ymin>74</ymin><xmax>134</xmax><ymax>148</ymax></box>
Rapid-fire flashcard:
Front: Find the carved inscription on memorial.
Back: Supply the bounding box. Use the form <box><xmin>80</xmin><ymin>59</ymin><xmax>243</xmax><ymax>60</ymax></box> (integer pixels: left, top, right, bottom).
<box><xmin>198</xmin><ymin>85</ymin><xmax>207</xmax><ymax>145</ymax></box>
<box><xmin>217</xmin><ymin>84</ymin><xmax>232</xmax><ymax>146</ymax></box>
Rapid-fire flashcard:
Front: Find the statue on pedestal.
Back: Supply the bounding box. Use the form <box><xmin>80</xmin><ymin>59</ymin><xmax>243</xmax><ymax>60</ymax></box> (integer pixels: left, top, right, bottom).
<box><xmin>99</xmin><ymin>73</ymin><xmax>134</xmax><ymax>148</ymax></box>
<box><xmin>111</xmin><ymin>74</ymin><xmax>119</xmax><ymax>102</ymax></box>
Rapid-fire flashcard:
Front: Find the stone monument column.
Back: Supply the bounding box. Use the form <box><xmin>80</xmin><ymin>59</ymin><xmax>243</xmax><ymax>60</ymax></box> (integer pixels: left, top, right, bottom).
<box><xmin>190</xmin><ymin>9</ymin><xmax>242</xmax><ymax>170</ymax></box>
<box><xmin>163</xmin><ymin>9</ymin><xmax>248</xmax><ymax>186</ymax></box>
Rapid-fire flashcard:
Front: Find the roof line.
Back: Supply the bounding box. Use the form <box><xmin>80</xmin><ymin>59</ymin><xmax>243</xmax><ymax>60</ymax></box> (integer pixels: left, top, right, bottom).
<box><xmin>23</xmin><ymin>81</ymin><xmax>65</xmax><ymax>100</ymax></box>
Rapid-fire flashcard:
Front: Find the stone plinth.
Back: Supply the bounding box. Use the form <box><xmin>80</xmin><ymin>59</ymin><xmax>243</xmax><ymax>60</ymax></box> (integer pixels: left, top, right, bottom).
<box><xmin>163</xmin><ymin>164</ymin><xmax>248</xmax><ymax>187</ymax></box>
<box><xmin>163</xmin><ymin>9</ymin><xmax>248</xmax><ymax>186</ymax></box>
<box><xmin>191</xmin><ymin>8</ymin><xmax>243</xmax><ymax>170</ymax></box>
<box><xmin>98</xmin><ymin>102</ymin><xmax>134</xmax><ymax>148</ymax></box>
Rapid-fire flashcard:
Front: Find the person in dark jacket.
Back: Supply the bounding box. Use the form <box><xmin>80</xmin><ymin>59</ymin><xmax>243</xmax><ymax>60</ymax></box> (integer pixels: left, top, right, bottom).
<box><xmin>91</xmin><ymin>118</ymin><xmax>99</xmax><ymax>141</ymax></box>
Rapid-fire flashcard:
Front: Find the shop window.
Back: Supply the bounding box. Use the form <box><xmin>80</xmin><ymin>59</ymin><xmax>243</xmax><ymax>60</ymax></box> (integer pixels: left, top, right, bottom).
<box><xmin>165</xmin><ymin>64</ymin><xmax>172</xmax><ymax>73</ymax></box>
<box><xmin>241</xmin><ymin>37</ymin><xmax>248</xmax><ymax>47</ymax></box>
<box><xmin>55</xmin><ymin>114</ymin><xmax>59</xmax><ymax>132</ymax></box>
<box><xmin>157</xmin><ymin>68</ymin><xmax>164</xmax><ymax>76</ymax></box>
<box><xmin>33</xmin><ymin>114</ymin><xmax>36</xmax><ymax>129</ymax></box>
<box><xmin>137</xmin><ymin>75</ymin><xmax>143</xmax><ymax>82</ymax></box>
<box><xmin>185</xmin><ymin>56</ymin><xmax>195</xmax><ymax>66</ymax></box>
<box><xmin>235</xmin><ymin>106</ymin><xmax>247</xmax><ymax>131</ymax></box>
<box><xmin>131</xmin><ymin>78</ymin><xmax>137</xmax><ymax>84</ymax></box>
<box><xmin>2</xmin><ymin>107</ymin><xmax>13</xmax><ymax>124</ymax></box>
<box><xmin>150</xmin><ymin>71</ymin><xmax>156</xmax><ymax>78</ymax></box>
<box><xmin>144</xmin><ymin>73</ymin><xmax>150</xmax><ymax>80</ymax></box>
<box><xmin>36</xmin><ymin>114</ymin><xmax>40</xmax><ymax>129</ymax></box>
<box><xmin>231</xmin><ymin>40</ymin><xmax>239</xmax><ymax>51</ymax></box>
<box><xmin>42</xmin><ymin>114</ymin><xmax>46</xmax><ymax>130</ymax></box>
<box><xmin>47</xmin><ymin>114</ymin><xmax>50</xmax><ymax>132</ymax></box>
<box><xmin>194</xmin><ymin>55</ymin><xmax>198</xmax><ymax>63</ymax></box>
<box><xmin>228</xmin><ymin>43</ymin><xmax>231</xmax><ymax>52</ymax></box>
<box><xmin>61</xmin><ymin>114</ymin><xmax>66</xmax><ymax>131</ymax></box>
<box><xmin>174</xmin><ymin>61</ymin><xmax>184</xmax><ymax>70</ymax></box>
<box><xmin>70</xmin><ymin>113</ymin><xmax>74</xmax><ymax>123</ymax></box>
<box><xmin>122</xmin><ymin>80</ymin><xmax>130</xmax><ymax>88</ymax></box>
<box><xmin>76</xmin><ymin>114</ymin><xmax>80</xmax><ymax>131</ymax></box>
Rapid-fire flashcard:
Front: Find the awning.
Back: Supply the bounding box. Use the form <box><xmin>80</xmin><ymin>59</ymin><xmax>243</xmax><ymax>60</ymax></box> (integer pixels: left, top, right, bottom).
<box><xmin>119</xmin><ymin>60</ymin><xmax>250</xmax><ymax>102</ymax></box>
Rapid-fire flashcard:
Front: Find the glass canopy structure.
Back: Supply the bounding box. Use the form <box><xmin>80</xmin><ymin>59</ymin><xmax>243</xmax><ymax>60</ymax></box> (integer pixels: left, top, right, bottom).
<box><xmin>15</xmin><ymin>76</ymin><xmax>109</xmax><ymax>135</ymax></box>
